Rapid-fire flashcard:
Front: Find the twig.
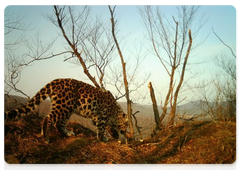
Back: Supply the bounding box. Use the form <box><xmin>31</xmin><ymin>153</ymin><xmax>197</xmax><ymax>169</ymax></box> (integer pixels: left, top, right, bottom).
<box><xmin>212</xmin><ymin>28</ymin><xmax>236</xmax><ymax>58</ymax></box>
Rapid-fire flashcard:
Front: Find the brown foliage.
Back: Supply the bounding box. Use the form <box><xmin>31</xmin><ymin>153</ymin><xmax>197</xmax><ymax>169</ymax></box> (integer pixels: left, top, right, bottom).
<box><xmin>5</xmin><ymin>113</ymin><xmax>235</xmax><ymax>164</ymax></box>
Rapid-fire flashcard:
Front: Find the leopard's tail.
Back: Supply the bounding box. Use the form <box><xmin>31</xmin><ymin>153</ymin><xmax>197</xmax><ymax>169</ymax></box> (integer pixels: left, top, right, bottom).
<box><xmin>4</xmin><ymin>82</ymin><xmax>52</xmax><ymax>121</ymax></box>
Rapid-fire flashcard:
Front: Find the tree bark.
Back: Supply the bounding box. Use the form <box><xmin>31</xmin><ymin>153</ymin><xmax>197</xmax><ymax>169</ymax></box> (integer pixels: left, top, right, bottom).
<box><xmin>168</xmin><ymin>29</ymin><xmax>192</xmax><ymax>126</ymax></box>
<box><xmin>148</xmin><ymin>82</ymin><xmax>161</xmax><ymax>130</ymax></box>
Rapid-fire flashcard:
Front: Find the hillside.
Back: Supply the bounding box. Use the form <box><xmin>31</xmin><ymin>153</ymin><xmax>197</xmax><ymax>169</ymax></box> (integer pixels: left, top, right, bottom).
<box><xmin>5</xmin><ymin>114</ymin><xmax>236</xmax><ymax>164</ymax></box>
<box><xmin>4</xmin><ymin>95</ymin><xmax>236</xmax><ymax>164</ymax></box>
<box><xmin>4</xmin><ymin>94</ymin><xmax>29</xmax><ymax>111</ymax></box>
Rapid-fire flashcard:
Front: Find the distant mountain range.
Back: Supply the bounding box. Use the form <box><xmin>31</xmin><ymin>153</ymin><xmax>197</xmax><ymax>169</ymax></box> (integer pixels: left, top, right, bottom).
<box><xmin>5</xmin><ymin>94</ymin><xmax>208</xmax><ymax>116</ymax></box>
<box><xmin>119</xmin><ymin>100</ymin><xmax>210</xmax><ymax>118</ymax></box>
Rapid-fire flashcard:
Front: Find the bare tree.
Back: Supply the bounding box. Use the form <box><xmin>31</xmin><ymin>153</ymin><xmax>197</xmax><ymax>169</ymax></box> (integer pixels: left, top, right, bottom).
<box><xmin>0</xmin><ymin>0</ymin><xmax>85</xmax><ymax>98</ymax></box>
<box><xmin>108</xmin><ymin>5</ymin><xmax>134</xmax><ymax>139</ymax></box>
<box><xmin>196</xmin><ymin>29</ymin><xmax>236</xmax><ymax>121</ymax></box>
<box><xmin>79</xmin><ymin>20</ymin><xmax>116</xmax><ymax>89</ymax></box>
<box><xmin>50</xmin><ymin>5</ymin><xmax>149</xmax><ymax>140</ymax></box>
<box><xmin>4</xmin><ymin>10</ymin><xmax>31</xmax><ymax>49</ymax></box>
<box><xmin>5</xmin><ymin>5</ymin><xmax>116</xmax><ymax>102</ymax></box>
<box><xmin>107</xmin><ymin>43</ymin><xmax>150</xmax><ymax>102</ymax></box>
<box><xmin>47</xmin><ymin>6</ymin><xmax>103</xmax><ymax>89</ymax></box>
<box><xmin>48</xmin><ymin>5</ymin><xmax>119</xmax><ymax>91</ymax></box>
<box><xmin>5</xmin><ymin>32</ymin><xmax>70</xmax><ymax>97</ymax></box>
<box><xmin>4</xmin><ymin>11</ymin><xmax>31</xmax><ymax>98</ymax></box>
<box><xmin>140</xmin><ymin>6</ymin><xmax>201</xmax><ymax>127</ymax></box>
<box><xmin>213</xmin><ymin>30</ymin><xmax>240</xmax><ymax>117</ymax></box>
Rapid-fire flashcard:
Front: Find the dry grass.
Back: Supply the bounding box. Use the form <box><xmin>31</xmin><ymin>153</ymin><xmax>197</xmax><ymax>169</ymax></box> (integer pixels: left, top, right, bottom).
<box><xmin>4</xmin><ymin>114</ymin><xmax>235</xmax><ymax>164</ymax></box>
<box><xmin>4</xmin><ymin>95</ymin><xmax>236</xmax><ymax>164</ymax></box>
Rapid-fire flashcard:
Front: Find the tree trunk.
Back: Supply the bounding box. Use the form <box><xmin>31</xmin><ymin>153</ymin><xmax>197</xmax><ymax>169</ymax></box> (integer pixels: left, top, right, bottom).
<box><xmin>132</xmin><ymin>111</ymin><xmax>142</xmax><ymax>140</ymax></box>
<box><xmin>148</xmin><ymin>82</ymin><xmax>161</xmax><ymax>130</ymax></box>
<box><xmin>108</xmin><ymin>6</ymin><xmax>134</xmax><ymax>140</ymax></box>
<box><xmin>168</xmin><ymin>29</ymin><xmax>192</xmax><ymax>126</ymax></box>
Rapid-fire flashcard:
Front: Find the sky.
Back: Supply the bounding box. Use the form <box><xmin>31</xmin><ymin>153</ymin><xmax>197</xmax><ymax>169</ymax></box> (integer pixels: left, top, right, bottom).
<box><xmin>3</xmin><ymin>5</ymin><xmax>236</xmax><ymax>105</ymax></box>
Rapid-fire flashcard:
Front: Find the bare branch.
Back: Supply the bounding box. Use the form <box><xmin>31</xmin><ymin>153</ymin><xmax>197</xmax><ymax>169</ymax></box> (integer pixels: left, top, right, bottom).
<box><xmin>53</xmin><ymin>5</ymin><xmax>101</xmax><ymax>89</ymax></box>
<box><xmin>4</xmin><ymin>11</ymin><xmax>33</xmax><ymax>52</ymax></box>
<box><xmin>212</xmin><ymin>28</ymin><xmax>236</xmax><ymax>58</ymax></box>
<box><xmin>140</xmin><ymin>5</ymin><xmax>200</xmax><ymax>126</ymax></box>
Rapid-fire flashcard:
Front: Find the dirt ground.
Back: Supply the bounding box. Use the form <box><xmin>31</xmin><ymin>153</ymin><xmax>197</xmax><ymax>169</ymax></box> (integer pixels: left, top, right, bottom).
<box><xmin>4</xmin><ymin>113</ymin><xmax>236</xmax><ymax>164</ymax></box>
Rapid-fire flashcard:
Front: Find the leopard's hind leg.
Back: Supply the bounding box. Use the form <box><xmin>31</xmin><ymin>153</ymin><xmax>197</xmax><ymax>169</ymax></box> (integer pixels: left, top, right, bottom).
<box><xmin>41</xmin><ymin>109</ymin><xmax>74</xmax><ymax>143</ymax></box>
<box><xmin>41</xmin><ymin>115</ymin><xmax>51</xmax><ymax>144</ymax></box>
<box><xmin>56</xmin><ymin>118</ymin><xmax>75</xmax><ymax>137</ymax></box>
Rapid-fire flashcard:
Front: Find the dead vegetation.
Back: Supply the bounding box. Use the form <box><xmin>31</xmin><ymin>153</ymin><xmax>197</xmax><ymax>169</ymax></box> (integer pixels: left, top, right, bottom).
<box><xmin>4</xmin><ymin>113</ymin><xmax>235</xmax><ymax>164</ymax></box>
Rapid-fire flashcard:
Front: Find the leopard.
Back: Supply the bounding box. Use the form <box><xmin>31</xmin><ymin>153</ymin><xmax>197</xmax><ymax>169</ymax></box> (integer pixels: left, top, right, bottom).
<box><xmin>5</xmin><ymin>78</ymin><xmax>128</xmax><ymax>143</ymax></box>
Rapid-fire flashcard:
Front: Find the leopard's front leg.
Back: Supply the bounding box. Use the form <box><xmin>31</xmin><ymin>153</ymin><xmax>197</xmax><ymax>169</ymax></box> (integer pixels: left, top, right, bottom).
<box><xmin>95</xmin><ymin>114</ymin><xmax>108</xmax><ymax>141</ymax></box>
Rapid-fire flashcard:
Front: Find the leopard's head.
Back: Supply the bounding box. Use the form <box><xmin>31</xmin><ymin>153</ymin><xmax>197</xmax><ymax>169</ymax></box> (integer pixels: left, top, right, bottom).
<box><xmin>105</xmin><ymin>90</ymin><xmax>129</xmax><ymax>140</ymax></box>
<box><xmin>109</xmin><ymin>104</ymin><xmax>129</xmax><ymax>140</ymax></box>
<box><xmin>117</xmin><ymin>111</ymin><xmax>128</xmax><ymax>136</ymax></box>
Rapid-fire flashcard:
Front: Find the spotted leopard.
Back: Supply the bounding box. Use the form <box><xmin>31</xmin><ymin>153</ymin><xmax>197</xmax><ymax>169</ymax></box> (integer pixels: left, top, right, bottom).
<box><xmin>5</xmin><ymin>78</ymin><xmax>128</xmax><ymax>143</ymax></box>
